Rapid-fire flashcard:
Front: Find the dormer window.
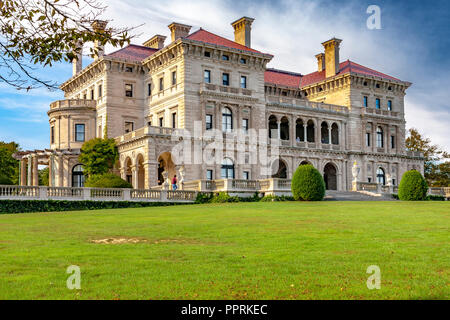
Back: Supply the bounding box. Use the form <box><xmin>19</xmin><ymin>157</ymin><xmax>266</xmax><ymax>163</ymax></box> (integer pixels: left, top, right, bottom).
<box><xmin>125</xmin><ymin>66</ymin><xmax>133</xmax><ymax>72</ymax></box>
<box><xmin>388</xmin><ymin>86</ymin><xmax>392</xmax><ymax>91</ymax></box>
<box><xmin>376</xmin><ymin>83</ymin><xmax>380</xmax><ymax>88</ymax></box>
<box><xmin>363</xmin><ymin>81</ymin><xmax>368</xmax><ymax>86</ymax></box>
<box><xmin>204</xmin><ymin>51</ymin><xmax>211</xmax><ymax>57</ymax></box>
<box><xmin>222</xmin><ymin>54</ymin><xmax>229</xmax><ymax>61</ymax></box>
<box><xmin>240</xmin><ymin>58</ymin><xmax>247</xmax><ymax>64</ymax></box>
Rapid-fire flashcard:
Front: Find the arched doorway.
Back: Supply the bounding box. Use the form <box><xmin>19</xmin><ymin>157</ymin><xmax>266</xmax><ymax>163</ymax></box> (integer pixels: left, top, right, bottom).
<box><xmin>221</xmin><ymin>158</ymin><xmax>235</xmax><ymax>179</ymax></box>
<box><xmin>72</xmin><ymin>164</ymin><xmax>85</xmax><ymax>187</ymax></box>
<box><xmin>157</xmin><ymin>152</ymin><xmax>176</xmax><ymax>185</ymax></box>
<box><xmin>272</xmin><ymin>159</ymin><xmax>287</xmax><ymax>179</ymax></box>
<box><xmin>377</xmin><ymin>167</ymin><xmax>386</xmax><ymax>185</ymax></box>
<box><xmin>324</xmin><ymin>163</ymin><xmax>337</xmax><ymax>190</ymax></box>
<box><xmin>124</xmin><ymin>157</ymin><xmax>133</xmax><ymax>185</ymax></box>
<box><xmin>136</xmin><ymin>154</ymin><xmax>145</xmax><ymax>189</ymax></box>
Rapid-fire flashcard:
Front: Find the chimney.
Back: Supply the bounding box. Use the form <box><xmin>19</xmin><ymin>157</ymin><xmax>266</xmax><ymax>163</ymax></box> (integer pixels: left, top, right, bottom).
<box><xmin>72</xmin><ymin>41</ymin><xmax>83</xmax><ymax>76</ymax></box>
<box><xmin>231</xmin><ymin>16</ymin><xmax>254</xmax><ymax>47</ymax></box>
<box><xmin>91</xmin><ymin>20</ymin><xmax>108</xmax><ymax>60</ymax></box>
<box><xmin>168</xmin><ymin>22</ymin><xmax>192</xmax><ymax>42</ymax></box>
<box><xmin>315</xmin><ymin>53</ymin><xmax>325</xmax><ymax>72</ymax></box>
<box><xmin>322</xmin><ymin>38</ymin><xmax>342</xmax><ymax>78</ymax></box>
<box><xmin>143</xmin><ymin>35</ymin><xmax>167</xmax><ymax>49</ymax></box>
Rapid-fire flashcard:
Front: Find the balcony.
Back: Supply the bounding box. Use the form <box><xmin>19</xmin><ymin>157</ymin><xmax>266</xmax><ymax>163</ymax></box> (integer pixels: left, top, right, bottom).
<box><xmin>49</xmin><ymin>99</ymin><xmax>96</xmax><ymax>110</ymax></box>
<box><xmin>266</xmin><ymin>96</ymin><xmax>348</xmax><ymax>113</ymax></box>
<box><xmin>116</xmin><ymin>125</ymin><xmax>178</xmax><ymax>144</ymax></box>
<box><xmin>362</xmin><ymin>108</ymin><xmax>400</xmax><ymax>118</ymax></box>
<box><xmin>200</xmin><ymin>83</ymin><xmax>253</xmax><ymax>97</ymax></box>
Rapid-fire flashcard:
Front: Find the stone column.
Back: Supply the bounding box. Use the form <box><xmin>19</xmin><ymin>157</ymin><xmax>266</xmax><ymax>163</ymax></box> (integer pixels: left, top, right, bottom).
<box><xmin>58</xmin><ymin>156</ymin><xmax>64</xmax><ymax>187</ymax></box>
<box><xmin>32</xmin><ymin>155</ymin><xmax>38</xmax><ymax>186</ymax></box>
<box><xmin>27</xmin><ymin>155</ymin><xmax>32</xmax><ymax>186</ymax></box>
<box><xmin>276</xmin><ymin>119</ymin><xmax>280</xmax><ymax>139</ymax></box>
<box><xmin>290</xmin><ymin>115</ymin><xmax>295</xmax><ymax>146</ymax></box>
<box><xmin>20</xmin><ymin>158</ymin><xmax>27</xmax><ymax>186</ymax></box>
<box><xmin>131</xmin><ymin>166</ymin><xmax>138</xmax><ymax>189</ymax></box>
<box><xmin>48</xmin><ymin>155</ymin><xmax>53</xmax><ymax>187</ymax></box>
<box><xmin>328</xmin><ymin>125</ymin><xmax>332</xmax><ymax>144</ymax></box>
<box><xmin>303</xmin><ymin>122</ymin><xmax>308</xmax><ymax>142</ymax></box>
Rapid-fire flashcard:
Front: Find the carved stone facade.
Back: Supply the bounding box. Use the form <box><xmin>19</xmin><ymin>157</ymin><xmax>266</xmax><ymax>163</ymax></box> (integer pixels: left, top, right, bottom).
<box><xmin>16</xmin><ymin>17</ymin><xmax>423</xmax><ymax>190</ymax></box>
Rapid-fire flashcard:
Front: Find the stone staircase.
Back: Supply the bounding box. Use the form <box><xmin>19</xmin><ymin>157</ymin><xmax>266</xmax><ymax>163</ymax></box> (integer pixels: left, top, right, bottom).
<box><xmin>325</xmin><ymin>190</ymin><xmax>396</xmax><ymax>201</ymax></box>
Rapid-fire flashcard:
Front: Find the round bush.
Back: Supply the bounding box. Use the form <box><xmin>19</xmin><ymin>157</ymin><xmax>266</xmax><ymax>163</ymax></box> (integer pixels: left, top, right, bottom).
<box><xmin>291</xmin><ymin>164</ymin><xmax>326</xmax><ymax>201</ymax></box>
<box><xmin>398</xmin><ymin>170</ymin><xmax>428</xmax><ymax>201</ymax></box>
<box><xmin>85</xmin><ymin>173</ymin><xmax>132</xmax><ymax>188</ymax></box>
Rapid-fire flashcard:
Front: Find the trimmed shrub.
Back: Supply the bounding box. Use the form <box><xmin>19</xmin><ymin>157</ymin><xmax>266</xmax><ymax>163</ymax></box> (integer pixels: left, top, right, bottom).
<box><xmin>291</xmin><ymin>164</ymin><xmax>326</xmax><ymax>201</ymax></box>
<box><xmin>0</xmin><ymin>200</ymin><xmax>185</xmax><ymax>214</ymax></box>
<box><xmin>210</xmin><ymin>192</ymin><xmax>240</xmax><ymax>203</ymax></box>
<box><xmin>398</xmin><ymin>170</ymin><xmax>428</xmax><ymax>201</ymax></box>
<box><xmin>195</xmin><ymin>192</ymin><xmax>214</xmax><ymax>204</ymax></box>
<box><xmin>426</xmin><ymin>195</ymin><xmax>445</xmax><ymax>201</ymax></box>
<box><xmin>260</xmin><ymin>195</ymin><xmax>295</xmax><ymax>202</ymax></box>
<box><xmin>85</xmin><ymin>173</ymin><xmax>132</xmax><ymax>188</ymax></box>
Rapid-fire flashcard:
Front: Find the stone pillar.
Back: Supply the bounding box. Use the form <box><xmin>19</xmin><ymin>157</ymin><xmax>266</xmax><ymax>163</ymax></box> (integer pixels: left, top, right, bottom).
<box><xmin>32</xmin><ymin>155</ymin><xmax>38</xmax><ymax>186</ymax></box>
<box><xmin>20</xmin><ymin>159</ymin><xmax>27</xmax><ymax>186</ymax></box>
<box><xmin>276</xmin><ymin>119</ymin><xmax>280</xmax><ymax>139</ymax></box>
<box><xmin>27</xmin><ymin>155</ymin><xmax>32</xmax><ymax>186</ymax></box>
<box><xmin>58</xmin><ymin>156</ymin><xmax>64</xmax><ymax>187</ymax></box>
<box><xmin>131</xmin><ymin>166</ymin><xmax>138</xmax><ymax>189</ymax></box>
<box><xmin>48</xmin><ymin>155</ymin><xmax>53</xmax><ymax>187</ymax></box>
<box><xmin>328</xmin><ymin>125</ymin><xmax>332</xmax><ymax>144</ymax></box>
<box><xmin>303</xmin><ymin>123</ymin><xmax>307</xmax><ymax>143</ymax></box>
<box><xmin>290</xmin><ymin>115</ymin><xmax>295</xmax><ymax>146</ymax></box>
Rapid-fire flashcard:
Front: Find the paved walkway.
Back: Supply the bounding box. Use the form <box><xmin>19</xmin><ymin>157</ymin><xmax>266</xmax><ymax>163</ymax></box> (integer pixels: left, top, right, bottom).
<box><xmin>325</xmin><ymin>190</ymin><xmax>396</xmax><ymax>201</ymax></box>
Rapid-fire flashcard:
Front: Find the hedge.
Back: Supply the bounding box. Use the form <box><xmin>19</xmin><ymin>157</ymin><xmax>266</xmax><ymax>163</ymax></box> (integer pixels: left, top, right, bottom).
<box><xmin>0</xmin><ymin>200</ymin><xmax>187</xmax><ymax>214</ymax></box>
<box><xmin>398</xmin><ymin>170</ymin><xmax>428</xmax><ymax>201</ymax></box>
<box><xmin>291</xmin><ymin>164</ymin><xmax>326</xmax><ymax>201</ymax></box>
<box><xmin>85</xmin><ymin>173</ymin><xmax>132</xmax><ymax>188</ymax></box>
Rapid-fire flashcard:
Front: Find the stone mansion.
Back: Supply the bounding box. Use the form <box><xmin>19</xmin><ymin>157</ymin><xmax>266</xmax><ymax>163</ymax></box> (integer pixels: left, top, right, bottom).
<box><xmin>15</xmin><ymin>16</ymin><xmax>424</xmax><ymax>192</ymax></box>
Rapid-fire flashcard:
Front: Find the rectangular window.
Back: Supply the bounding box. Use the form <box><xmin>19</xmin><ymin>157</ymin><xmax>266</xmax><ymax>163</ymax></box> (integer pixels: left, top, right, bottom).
<box><xmin>124</xmin><ymin>121</ymin><xmax>134</xmax><ymax>133</ymax></box>
<box><xmin>159</xmin><ymin>77</ymin><xmax>164</xmax><ymax>91</ymax></box>
<box><xmin>243</xmin><ymin>171</ymin><xmax>250</xmax><ymax>180</ymax></box>
<box><xmin>206</xmin><ymin>114</ymin><xmax>213</xmax><ymax>130</ymax></box>
<box><xmin>366</xmin><ymin>132</ymin><xmax>371</xmax><ymax>147</ymax></box>
<box><xmin>51</xmin><ymin>126</ymin><xmax>55</xmax><ymax>144</ymax></box>
<box><xmin>83</xmin><ymin>93</ymin><xmax>87</xmax><ymax>100</ymax></box>
<box><xmin>159</xmin><ymin>117</ymin><xmax>164</xmax><ymax>127</ymax></box>
<box><xmin>222</xmin><ymin>73</ymin><xmax>229</xmax><ymax>86</ymax></box>
<box><xmin>172</xmin><ymin>113</ymin><xmax>176</xmax><ymax>128</ymax></box>
<box><xmin>368</xmin><ymin>177</ymin><xmax>372</xmax><ymax>183</ymax></box>
<box><xmin>75</xmin><ymin>124</ymin><xmax>85</xmax><ymax>142</ymax></box>
<box><xmin>148</xmin><ymin>83</ymin><xmax>152</xmax><ymax>96</ymax></box>
<box><xmin>391</xmin><ymin>135</ymin><xmax>395</xmax><ymax>148</ymax></box>
<box><xmin>222</xmin><ymin>54</ymin><xmax>229</xmax><ymax>61</ymax></box>
<box><xmin>376</xmin><ymin>98</ymin><xmax>381</xmax><ymax>109</ymax></box>
<box><xmin>171</xmin><ymin>71</ymin><xmax>176</xmax><ymax>85</ymax></box>
<box><xmin>90</xmin><ymin>89</ymin><xmax>95</xmax><ymax>100</ymax></box>
<box><xmin>204</xmin><ymin>51</ymin><xmax>211</xmax><ymax>58</ymax></box>
<box><xmin>363</xmin><ymin>96</ymin><xmax>368</xmax><ymax>107</ymax></box>
<box><xmin>240</xmin><ymin>58</ymin><xmax>247</xmax><ymax>64</ymax></box>
<box><xmin>98</xmin><ymin>125</ymin><xmax>102</xmax><ymax>137</ymax></box>
<box><xmin>204</xmin><ymin>70</ymin><xmax>211</xmax><ymax>83</ymax></box>
<box><xmin>240</xmin><ymin>76</ymin><xmax>247</xmax><ymax>89</ymax></box>
<box><xmin>242</xmin><ymin>118</ymin><xmax>249</xmax><ymax>132</ymax></box>
<box><xmin>125</xmin><ymin>84</ymin><xmax>133</xmax><ymax>97</ymax></box>
<box><xmin>206</xmin><ymin>169</ymin><xmax>213</xmax><ymax>180</ymax></box>
<box><xmin>125</xmin><ymin>66</ymin><xmax>133</xmax><ymax>72</ymax></box>
<box><xmin>392</xmin><ymin>178</ymin><xmax>396</xmax><ymax>186</ymax></box>
<box><xmin>98</xmin><ymin>85</ymin><xmax>102</xmax><ymax>98</ymax></box>
<box><xmin>388</xmin><ymin>100</ymin><xmax>392</xmax><ymax>111</ymax></box>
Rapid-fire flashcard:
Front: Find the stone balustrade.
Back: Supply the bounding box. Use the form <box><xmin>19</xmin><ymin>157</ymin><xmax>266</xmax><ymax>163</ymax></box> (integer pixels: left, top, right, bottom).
<box><xmin>0</xmin><ymin>185</ymin><xmax>197</xmax><ymax>203</ymax></box>
<box><xmin>428</xmin><ymin>187</ymin><xmax>450</xmax><ymax>199</ymax></box>
<box><xmin>49</xmin><ymin>99</ymin><xmax>96</xmax><ymax>110</ymax></box>
<box><xmin>116</xmin><ymin>125</ymin><xmax>178</xmax><ymax>144</ymax></box>
<box><xmin>362</xmin><ymin>107</ymin><xmax>400</xmax><ymax>118</ymax></box>
<box><xmin>266</xmin><ymin>96</ymin><xmax>348</xmax><ymax>113</ymax></box>
<box><xmin>200</xmin><ymin>83</ymin><xmax>253</xmax><ymax>97</ymax></box>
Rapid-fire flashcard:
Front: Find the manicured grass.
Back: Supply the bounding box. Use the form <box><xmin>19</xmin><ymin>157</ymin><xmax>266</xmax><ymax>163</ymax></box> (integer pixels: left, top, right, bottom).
<box><xmin>0</xmin><ymin>202</ymin><xmax>448</xmax><ymax>300</ymax></box>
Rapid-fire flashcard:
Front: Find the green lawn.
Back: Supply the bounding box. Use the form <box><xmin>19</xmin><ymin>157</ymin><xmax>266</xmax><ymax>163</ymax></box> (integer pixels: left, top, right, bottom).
<box><xmin>0</xmin><ymin>202</ymin><xmax>448</xmax><ymax>300</ymax></box>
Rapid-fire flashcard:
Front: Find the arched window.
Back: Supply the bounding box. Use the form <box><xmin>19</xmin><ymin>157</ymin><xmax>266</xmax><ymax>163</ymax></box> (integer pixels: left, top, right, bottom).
<box><xmin>321</xmin><ymin>122</ymin><xmax>329</xmax><ymax>144</ymax></box>
<box><xmin>222</xmin><ymin>107</ymin><xmax>233</xmax><ymax>133</ymax></box>
<box><xmin>268</xmin><ymin>115</ymin><xmax>278</xmax><ymax>138</ymax></box>
<box><xmin>377</xmin><ymin>167</ymin><xmax>386</xmax><ymax>185</ymax></box>
<box><xmin>221</xmin><ymin>158</ymin><xmax>235</xmax><ymax>179</ymax></box>
<box><xmin>280</xmin><ymin>117</ymin><xmax>289</xmax><ymax>140</ymax></box>
<box><xmin>307</xmin><ymin>120</ymin><xmax>315</xmax><ymax>142</ymax></box>
<box><xmin>296</xmin><ymin>119</ymin><xmax>304</xmax><ymax>142</ymax></box>
<box><xmin>376</xmin><ymin>126</ymin><xmax>384</xmax><ymax>148</ymax></box>
<box><xmin>72</xmin><ymin>165</ymin><xmax>85</xmax><ymax>187</ymax></box>
<box><xmin>271</xmin><ymin>159</ymin><xmax>287</xmax><ymax>179</ymax></box>
<box><xmin>331</xmin><ymin>123</ymin><xmax>339</xmax><ymax>145</ymax></box>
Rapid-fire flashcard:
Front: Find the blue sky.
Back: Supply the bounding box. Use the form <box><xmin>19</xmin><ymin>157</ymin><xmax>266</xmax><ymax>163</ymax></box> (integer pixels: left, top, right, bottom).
<box><xmin>0</xmin><ymin>0</ymin><xmax>449</xmax><ymax>151</ymax></box>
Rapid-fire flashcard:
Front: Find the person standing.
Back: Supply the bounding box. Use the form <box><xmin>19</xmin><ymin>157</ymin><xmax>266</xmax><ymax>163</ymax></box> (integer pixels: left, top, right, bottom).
<box><xmin>172</xmin><ymin>174</ymin><xmax>178</xmax><ymax>190</ymax></box>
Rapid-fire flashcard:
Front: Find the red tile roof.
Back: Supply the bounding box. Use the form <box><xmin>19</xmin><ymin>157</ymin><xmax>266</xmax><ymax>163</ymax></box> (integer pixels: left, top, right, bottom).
<box><xmin>186</xmin><ymin>28</ymin><xmax>262</xmax><ymax>54</ymax></box>
<box><xmin>265</xmin><ymin>68</ymin><xmax>302</xmax><ymax>88</ymax></box>
<box><xmin>300</xmin><ymin>60</ymin><xmax>400</xmax><ymax>87</ymax></box>
<box><xmin>107</xmin><ymin>44</ymin><xmax>158</xmax><ymax>62</ymax></box>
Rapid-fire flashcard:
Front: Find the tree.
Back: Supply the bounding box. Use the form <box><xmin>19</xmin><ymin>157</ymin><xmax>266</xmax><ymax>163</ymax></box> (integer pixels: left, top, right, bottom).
<box><xmin>405</xmin><ymin>128</ymin><xmax>450</xmax><ymax>186</ymax></box>
<box><xmin>0</xmin><ymin>0</ymin><xmax>136</xmax><ymax>90</ymax></box>
<box><xmin>39</xmin><ymin>167</ymin><xmax>49</xmax><ymax>186</ymax></box>
<box><xmin>0</xmin><ymin>141</ymin><xmax>20</xmax><ymax>185</ymax></box>
<box><xmin>78</xmin><ymin>138</ymin><xmax>118</xmax><ymax>176</ymax></box>
<box><xmin>398</xmin><ymin>170</ymin><xmax>428</xmax><ymax>201</ymax></box>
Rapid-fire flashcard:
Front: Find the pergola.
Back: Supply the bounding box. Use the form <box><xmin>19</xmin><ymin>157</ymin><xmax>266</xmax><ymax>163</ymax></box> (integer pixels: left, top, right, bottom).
<box><xmin>13</xmin><ymin>149</ymin><xmax>80</xmax><ymax>187</ymax></box>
